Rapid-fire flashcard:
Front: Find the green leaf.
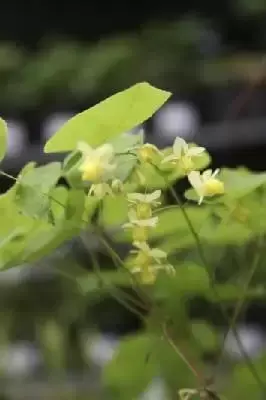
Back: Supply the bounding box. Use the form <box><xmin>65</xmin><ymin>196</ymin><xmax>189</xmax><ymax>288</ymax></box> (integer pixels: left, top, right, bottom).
<box><xmin>155</xmin><ymin>262</ymin><xmax>210</xmax><ymax>299</ymax></box>
<box><xmin>191</xmin><ymin>321</ymin><xmax>219</xmax><ymax>352</ymax></box>
<box><xmin>103</xmin><ymin>333</ymin><xmax>157</xmax><ymax>400</ymax></box>
<box><xmin>0</xmin><ymin>185</ymin><xmax>88</xmax><ymax>268</ymax></box>
<box><xmin>206</xmin><ymin>283</ymin><xmax>266</xmax><ymax>303</ymax></box>
<box><xmin>199</xmin><ymin>219</ymin><xmax>252</xmax><ymax>245</ymax></box>
<box><xmin>221</xmin><ymin>167</ymin><xmax>266</xmax><ymax>200</ymax></box>
<box><xmin>62</xmin><ymin>150</ymin><xmax>84</xmax><ymax>189</ymax></box>
<box><xmin>226</xmin><ymin>353</ymin><xmax>266</xmax><ymax>399</ymax></box>
<box><xmin>111</xmin><ymin>132</ymin><xmax>141</xmax><ymax>182</ymax></box>
<box><xmin>21</xmin><ymin>189</ymin><xmax>86</xmax><ymax>263</ymax></box>
<box><xmin>77</xmin><ymin>270</ymin><xmax>132</xmax><ymax>294</ymax></box>
<box><xmin>64</xmin><ymin>189</ymin><xmax>85</xmax><ymax>223</ymax></box>
<box><xmin>0</xmin><ymin>188</ymin><xmax>39</xmax><ymax>239</ymax></box>
<box><xmin>0</xmin><ymin>117</ymin><xmax>7</xmax><ymax>162</ymax></box>
<box><xmin>15</xmin><ymin>162</ymin><xmax>62</xmax><ymax>219</ymax></box>
<box><xmin>151</xmin><ymin>206</ymin><xmax>209</xmax><ymax>239</ymax></box>
<box><xmin>115</xmin><ymin>205</ymin><xmax>209</xmax><ymax>243</ymax></box>
<box><xmin>100</xmin><ymin>195</ymin><xmax>128</xmax><ymax>227</ymax></box>
<box><xmin>44</xmin><ymin>82</ymin><xmax>171</xmax><ymax>153</ymax></box>
<box><xmin>50</xmin><ymin>185</ymin><xmax>69</xmax><ymax>221</ymax></box>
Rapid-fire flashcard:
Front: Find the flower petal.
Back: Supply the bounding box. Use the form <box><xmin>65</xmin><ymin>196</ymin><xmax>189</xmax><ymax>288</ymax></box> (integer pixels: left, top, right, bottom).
<box><xmin>202</xmin><ymin>169</ymin><xmax>213</xmax><ymax>182</ymax></box>
<box><xmin>173</xmin><ymin>137</ymin><xmax>188</xmax><ymax>157</ymax></box>
<box><xmin>187</xmin><ymin>146</ymin><xmax>205</xmax><ymax>156</ymax></box>
<box><xmin>188</xmin><ymin>171</ymin><xmax>202</xmax><ymax>191</ymax></box>
<box><xmin>128</xmin><ymin>209</ymin><xmax>138</xmax><ymax>221</ymax></box>
<box><xmin>133</xmin><ymin>241</ymin><xmax>149</xmax><ymax>251</ymax></box>
<box><xmin>161</xmin><ymin>154</ymin><xmax>177</xmax><ymax>164</ymax></box>
<box><xmin>150</xmin><ymin>248</ymin><xmax>167</xmax><ymax>259</ymax></box>
<box><xmin>212</xmin><ymin>168</ymin><xmax>220</xmax><ymax>178</ymax></box>
<box><xmin>146</xmin><ymin>190</ymin><xmax>161</xmax><ymax>203</ymax></box>
<box><xmin>137</xmin><ymin>216</ymin><xmax>159</xmax><ymax>227</ymax></box>
<box><xmin>127</xmin><ymin>192</ymin><xmax>145</xmax><ymax>203</ymax></box>
<box><xmin>95</xmin><ymin>143</ymin><xmax>114</xmax><ymax>160</ymax></box>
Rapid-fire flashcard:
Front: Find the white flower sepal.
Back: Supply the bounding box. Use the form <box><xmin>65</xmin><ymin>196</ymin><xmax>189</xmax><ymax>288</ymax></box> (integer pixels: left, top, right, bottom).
<box><xmin>78</xmin><ymin>141</ymin><xmax>116</xmax><ymax>182</ymax></box>
<box><xmin>127</xmin><ymin>190</ymin><xmax>161</xmax><ymax>207</ymax></box>
<box><xmin>162</xmin><ymin>137</ymin><xmax>205</xmax><ymax>172</ymax></box>
<box><xmin>188</xmin><ymin>169</ymin><xmax>225</xmax><ymax>205</ymax></box>
<box><xmin>123</xmin><ymin>210</ymin><xmax>159</xmax><ymax>229</ymax></box>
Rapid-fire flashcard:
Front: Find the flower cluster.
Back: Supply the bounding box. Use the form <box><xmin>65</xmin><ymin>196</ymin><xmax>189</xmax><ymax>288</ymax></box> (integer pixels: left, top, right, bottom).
<box><xmin>76</xmin><ymin>136</ymin><xmax>225</xmax><ymax>285</ymax></box>
<box><xmin>123</xmin><ymin>190</ymin><xmax>174</xmax><ymax>284</ymax></box>
<box><xmin>78</xmin><ymin>141</ymin><xmax>123</xmax><ymax>198</ymax></box>
<box><xmin>162</xmin><ymin>137</ymin><xmax>225</xmax><ymax>204</ymax></box>
<box><xmin>162</xmin><ymin>137</ymin><xmax>205</xmax><ymax>173</ymax></box>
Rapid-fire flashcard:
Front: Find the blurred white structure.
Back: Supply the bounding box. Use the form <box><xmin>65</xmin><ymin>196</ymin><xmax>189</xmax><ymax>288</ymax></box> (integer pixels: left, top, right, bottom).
<box><xmin>224</xmin><ymin>324</ymin><xmax>266</xmax><ymax>360</ymax></box>
<box><xmin>6</xmin><ymin>119</ymin><xmax>27</xmax><ymax>158</ymax></box>
<box><xmin>85</xmin><ymin>334</ymin><xmax>119</xmax><ymax>367</ymax></box>
<box><xmin>154</xmin><ymin>102</ymin><xmax>200</xmax><ymax>141</ymax></box>
<box><xmin>0</xmin><ymin>341</ymin><xmax>42</xmax><ymax>377</ymax></box>
<box><xmin>140</xmin><ymin>378</ymin><xmax>168</xmax><ymax>400</ymax></box>
<box><xmin>42</xmin><ymin>112</ymin><xmax>74</xmax><ymax>141</ymax></box>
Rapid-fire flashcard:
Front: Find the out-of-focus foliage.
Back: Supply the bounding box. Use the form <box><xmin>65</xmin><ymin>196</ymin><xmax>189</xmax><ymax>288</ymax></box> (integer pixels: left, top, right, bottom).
<box><xmin>0</xmin><ymin>12</ymin><xmax>266</xmax><ymax>111</ymax></box>
<box><xmin>1</xmin><ymin>82</ymin><xmax>266</xmax><ymax>400</ymax></box>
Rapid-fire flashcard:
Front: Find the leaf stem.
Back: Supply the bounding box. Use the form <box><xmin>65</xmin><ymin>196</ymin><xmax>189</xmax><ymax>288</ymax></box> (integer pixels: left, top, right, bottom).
<box><xmin>162</xmin><ymin>322</ymin><xmax>204</xmax><ymax>386</ymax></box>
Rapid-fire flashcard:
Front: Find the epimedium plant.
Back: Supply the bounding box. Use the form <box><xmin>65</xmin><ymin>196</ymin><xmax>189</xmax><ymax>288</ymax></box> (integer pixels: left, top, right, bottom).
<box><xmin>1</xmin><ymin>82</ymin><xmax>266</xmax><ymax>399</ymax></box>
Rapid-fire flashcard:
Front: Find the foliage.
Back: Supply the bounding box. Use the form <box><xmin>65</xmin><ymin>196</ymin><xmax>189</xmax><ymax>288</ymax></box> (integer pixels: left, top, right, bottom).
<box><xmin>1</xmin><ymin>13</ymin><xmax>266</xmax><ymax>110</ymax></box>
<box><xmin>1</xmin><ymin>82</ymin><xmax>266</xmax><ymax>399</ymax></box>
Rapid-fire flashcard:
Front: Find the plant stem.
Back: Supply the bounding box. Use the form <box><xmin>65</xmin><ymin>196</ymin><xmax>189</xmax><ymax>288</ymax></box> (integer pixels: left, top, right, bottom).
<box><xmin>89</xmin><ymin>249</ymin><xmax>145</xmax><ymax>321</ymax></box>
<box><xmin>162</xmin><ymin>322</ymin><xmax>204</xmax><ymax>386</ymax></box>
<box><xmin>214</xmin><ymin>237</ymin><xmax>265</xmax><ymax>387</ymax></box>
<box><xmin>97</xmin><ymin>232</ymin><xmax>151</xmax><ymax>310</ymax></box>
<box><xmin>0</xmin><ymin>170</ymin><xmax>17</xmax><ymax>181</ymax></box>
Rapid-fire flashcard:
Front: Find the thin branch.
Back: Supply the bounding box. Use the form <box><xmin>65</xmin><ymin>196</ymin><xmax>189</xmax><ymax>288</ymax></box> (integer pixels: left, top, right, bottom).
<box><xmin>89</xmin><ymin>249</ymin><xmax>145</xmax><ymax>321</ymax></box>
<box><xmin>162</xmin><ymin>322</ymin><xmax>204</xmax><ymax>386</ymax></box>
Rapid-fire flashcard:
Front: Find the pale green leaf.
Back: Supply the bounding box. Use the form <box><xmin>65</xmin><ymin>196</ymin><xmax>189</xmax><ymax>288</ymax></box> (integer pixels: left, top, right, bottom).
<box><xmin>50</xmin><ymin>185</ymin><xmax>69</xmax><ymax>221</ymax></box>
<box><xmin>15</xmin><ymin>162</ymin><xmax>62</xmax><ymax>219</ymax></box>
<box><xmin>155</xmin><ymin>263</ymin><xmax>210</xmax><ymax>299</ymax></box>
<box><xmin>62</xmin><ymin>150</ymin><xmax>84</xmax><ymax>189</ymax></box>
<box><xmin>103</xmin><ymin>334</ymin><xmax>157</xmax><ymax>399</ymax></box>
<box><xmin>221</xmin><ymin>167</ymin><xmax>266</xmax><ymax>199</ymax></box>
<box><xmin>100</xmin><ymin>195</ymin><xmax>128</xmax><ymax>227</ymax></box>
<box><xmin>226</xmin><ymin>353</ymin><xmax>266</xmax><ymax>399</ymax></box>
<box><xmin>206</xmin><ymin>283</ymin><xmax>266</xmax><ymax>303</ymax></box>
<box><xmin>111</xmin><ymin>132</ymin><xmax>141</xmax><ymax>182</ymax></box>
<box><xmin>44</xmin><ymin>82</ymin><xmax>171</xmax><ymax>152</ymax></box>
<box><xmin>191</xmin><ymin>321</ymin><xmax>219</xmax><ymax>352</ymax></box>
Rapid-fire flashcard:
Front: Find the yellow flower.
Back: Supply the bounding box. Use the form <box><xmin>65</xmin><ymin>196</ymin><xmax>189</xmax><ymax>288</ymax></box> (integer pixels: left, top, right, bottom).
<box><xmin>88</xmin><ymin>183</ymin><xmax>112</xmax><ymax>199</ymax></box>
<box><xmin>188</xmin><ymin>169</ymin><xmax>224</xmax><ymax>204</ymax></box>
<box><xmin>162</xmin><ymin>137</ymin><xmax>205</xmax><ymax>173</ymax></box>
<box><xmin>78</xmin><ymin>141</ymin><xmax>116</xmax><ymax>182</ymax></box>
<box><xmin>127</xmin><ymin>190</ymin><xmax>161</xmax><ymax>219</ymax></box>
<box><xmin>138</xmin><ymin>143</ymin><xmax>160</xmax><ymax>163</ymax></box>
<box><xmin>129</xmin><ymin>241</ymin><xmax>174</xmax><ymax>284</ymax></box>
<box><xmin>123</xmin><ymin>209</ymin><xmax>159</xmax><ymax>242</ymax></box>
